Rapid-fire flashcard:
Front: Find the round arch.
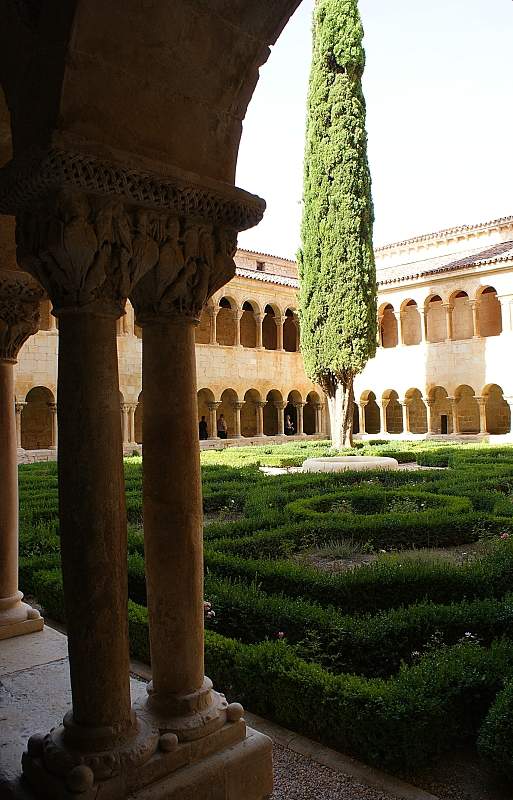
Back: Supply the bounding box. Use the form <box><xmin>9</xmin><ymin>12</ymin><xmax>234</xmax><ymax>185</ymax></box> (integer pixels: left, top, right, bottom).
<box><xmin>425</xmin><ymin>295</ymin><xmax>446</xmax><ymax>343</ymax></box>
<box><xmin>477</xmin><ymin>286</ymin><xmax>502</xmax><ymax>337</ymax></box>
<box><xmin>241</xmin><ymin>388</ymin><xmax>261</xmax><ymax>438</ymax></box>
<box><xmin>383</xmin><ymin>389</ymin><xmax>403</xmax><ymax>434</ymax></box>
<box><xmin>379</xmin><ymin>303</ymin><xmax>398</xmax><ymax>348</ymax></box>
<box><xmin>216</xmin><ymin>297</ymin><xmax>238</xmax><ymax>347</ymax></box>
<box><xmin>21</xmin><ymin>386</ymin><xmax>55</xmax><ymax>449</ymax></box>
<box><xmin>262</xmin><ymin>304</ymin><xmax>279</xmax><ymax>350</ymax></box>
<box><xmin>283</xmin><ymin>308</ymin><xmax>299</xmax><ymax>352</ymax></box>
<box><xmin>361</xmin><ymin>390</ymin><xmax>380</xmax><ymax>434</ymax></box>
<box><xmin>404</xmin><ymin>388</ymin><xmax>427</xmax><ymax>434</ymax></box>
<box><xmin>449</xmin><ymin>290</ymin><xmax>473</xmax><ymax>341</ymax></box>
<box><xmin>240</xmin><ymin>300</ymin><xmax>258</xmax><ymax>348</ymax></box>
<box><xmin>454</xmin><ymin>385</ymin><xmax>479</xmax><ymax>433</ymax></box>
<box><xmin>218</xmin><ymin>388</ymin><xmax>238</xmax><ymax>438</ymax></box>
<box><xmin>482</xmin><ymin>384</ymin><xmax>511</xmax><ymax>434</ymax></box>
<box><xmin>400</xmin><ymin>299</ymin><xmax>421</xmax><ymax>346</ymax></box>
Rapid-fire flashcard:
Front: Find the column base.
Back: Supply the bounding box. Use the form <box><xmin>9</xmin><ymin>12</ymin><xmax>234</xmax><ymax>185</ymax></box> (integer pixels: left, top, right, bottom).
<box><xmin>0</xmin><ymin>614</ymin><xmax>44</xmax><ymax>641</ymax></box>
<box><xmin>0</xmin><ymin>595</ymin><xmax>44</xmax><ymax>641</ymax></box>
<box><xmin>17</xmin><ymin>722</ymin><xmax>272</xmax><ymax>800</ymax></box>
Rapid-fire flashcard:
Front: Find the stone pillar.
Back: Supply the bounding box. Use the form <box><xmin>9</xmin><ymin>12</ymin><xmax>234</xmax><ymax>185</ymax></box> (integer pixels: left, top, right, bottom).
<box><xmin>443</xmin><ymin>303</ymin><xmax>453</xmax><ymax>340</ymax></box>
<box><xmin>377</xmin><ymin>313</ymin><xmax>384</xmax><ymax>346</ymax></box>
<box><xmin>448</xmin><ymin>397</ymin><xmax>459</xmax><ymax>434</ymax></box>
<box><xmin>121</xmin><ymin>403</ymin><xmax>130</xmax><ymax>446</ymax></box>
<box><xmin>128</xmin><ymin>403</ymin><xmax>137</xmax><ymax>444</ymax></box>
<box><xmin>234</xmin><ymin>309</ymin><xmax>243</xmax><ymax>347</ymax></box>
<box><xmin>359</xmin><ymin>401</ymin><xmax>368</xmax><ymax>434</ymax></box>
<box><xmin>255</xmin><ymin>400</ymin><xmax>266</xmax><ymax>436</ymax></box>
<box><xmin>208</xmin><ymin>306</ymin><xmax>219</xmax><ymax>344</ymax></box>
<box><xmin>275</xmin><ymin>314</ymin><xmax>284</xmax><ymax>351</ymax></box>
<box><xmin>0</xmin><ymin>270</ymin><xmax>44</xmax><ymax>640</ymax></box>
<box><xmin>314</xmin><ymin>403</ymin><xmax>323</xmax><ymax>435</ymax></box>
<box><xmin>294</xmin><ymin>401</ymin><xmax>305</xmax><ymax>435</ymax></box>
<box><xmin>399</xmin><ymin>311</ymin><xmax>406</xmax><ymax>345</ymax></box>
<box><xmin>419</xmin><ymin>308</ymin><xmax>427</xmax><ymax>343</ymax></box>
<box><xmin>233</xmin><ymin>401</ymin><xmax>244</xmax><ymax>438</ymax></box>
<box><xmin>48</xmin><ymin>402</ymin><xmax>58</xmax><ymax>449</ymax></box>
<box><xmin>17</xmin><ymin>192</ymin><xmax>160</xmax><ymax>794</ymax></box>
<box><xmin>400</xmin><ymin>400</ymin><xmax>410</xmax><ymax>433</ymax></box>
<box><xmin>15</xmin><ymin>402</ymin><xmax>25</xmax><ymax>449</ymax></box>
<box><xmin>380</xmin><ymin>399</ymin><xmax>390</xmax><ymax>434</ymax></box>
<box><xmin>471</xmin><ymin>301</ymin><xmax>481</xmax><ymax>338</ymax></box>
<box><xmin>476</xmin><ymin>396</ymin><xmax>488</xmax><ymax>435</ymax></box>
<box><xmin>426</xmin><ymin>399</ymin><xmax>435</xmax><ymax>434</ymax></box>
<box><xmin>207</xmin><ymin>401</ymin><xmax>221</xmax><ymax>439</ymax></box>
<box><xmin>254</xmin><ymin>312</ymin><xmax>263</xmax><ymax>349</ymax></box>
<box><xmin>275</xmin><ymin>400</ymin><xmax>286</xmax><ymax>436</ymax></box>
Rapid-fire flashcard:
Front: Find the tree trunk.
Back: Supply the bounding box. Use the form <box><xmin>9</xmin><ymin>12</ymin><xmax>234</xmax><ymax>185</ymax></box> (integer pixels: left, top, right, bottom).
<box><xmin>326</xmin><ymin>377</ymin><xmax>354</xmax><ymax>450</ymax></box>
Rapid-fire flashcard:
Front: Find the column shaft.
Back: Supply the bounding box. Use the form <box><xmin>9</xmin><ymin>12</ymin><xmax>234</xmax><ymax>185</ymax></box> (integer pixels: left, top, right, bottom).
<box><xmin>255</xmin><ymin>314</ymin><xmax>263</xmax><ymax>348</ymax></box>
<box><xmin>256</xmin><ymin>402</ymin><xmax>264</xmax><ymax>436</ymax></box>
<box><xmin>0</xmin><ymin>362</ymin><xmax>22</xmax><ymax>612</ymax></box>
<box><xmin>233</xmin><ymin>403</ymin><xmax>243</xmax><ymax>438</ymax></box>
<box><xmin>275</xmin><ymin>316</ymin><xmax>284</xmax><ymax>351</ymax></box>
<box><xmin>15</xmin><ymin>403</ymin><xmax>24</xmax><ymax>448</ymax></box>
<box><xmin>209</xmin><ymin>309</ymin><xmax>218</xmax><ymax>344</ymax></box>
<box><xmin>49</xmin><ymin>403</ymin><xmax>58</xmax><ymax>449</ymax></box>
<box><xmin>295</xmin><ymin>403</ymin><xmax>304</xmax><ymax>435</ymax></box>
<box><xmin>380</xmin><ymin>402</ymin><xmax>389</xmax><ymax>434</ymax></box>
<box><xmin>57</xmin><ymin>313</ymin><xmax>132</xmax><ymax>731</ymax></box>
<box><xmin>444</xmin><ymin>304</ymin><xmax>453</xmax><ymax>340</ymax></box>
<box><xmin>477</xmin><ymin>398</ymin><xmax>488</xmax><ymax>434</ymax></box>
<box><xmin>419</xmin><ymin>309</ymin><xmax>427</xmax><ymax>343</ymax></box>
<box><xmin>276</xmin><ymin>403</ymin><xmax>285</xmax><ymax>436</ymax></box>
<box><xmin>359</xmin><ymin>402</ymin><xmax>367</xmax><ymax>434</ymax></box>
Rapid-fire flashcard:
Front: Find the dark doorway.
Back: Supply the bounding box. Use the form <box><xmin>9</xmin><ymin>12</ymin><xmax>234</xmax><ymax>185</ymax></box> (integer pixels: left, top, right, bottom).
<box><xmin>441</xmin><ymin>414</ymin><xmax>448</xmax><ymax>435</ymax></box>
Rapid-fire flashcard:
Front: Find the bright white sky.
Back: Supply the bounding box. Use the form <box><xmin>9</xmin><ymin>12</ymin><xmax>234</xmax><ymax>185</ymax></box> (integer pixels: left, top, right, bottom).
<box><xmin>236</xmin><ymin>0</ymin><xmax>513</xmax><ymax>259</ymax></box>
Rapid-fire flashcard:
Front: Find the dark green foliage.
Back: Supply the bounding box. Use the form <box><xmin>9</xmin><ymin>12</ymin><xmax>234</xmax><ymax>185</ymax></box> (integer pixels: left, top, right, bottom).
<box><xmin>478</xmin><ymin>680</ymin><xmax>513</xmax><ymax>780</ymax></box>
<box><xmin>297</xmin><ymin>0</ymin><xmax>376</xmax><ymax>420</ymax></box>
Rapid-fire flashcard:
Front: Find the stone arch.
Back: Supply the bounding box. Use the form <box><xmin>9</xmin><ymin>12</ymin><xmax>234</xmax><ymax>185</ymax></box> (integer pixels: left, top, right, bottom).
<box><xmin>262</xmin><ymin>304</ymin><xmax>278</xmax><ymax>350</ymax></box>
<box><xmin>362</xmin><ymin>390</ymin><xmax>380</xmax><ymax>434</ymax></box>
<box><xmin>454</xmin><ymin>384</ymin><xmax>479</xmax><ymax>433</ymax></box>
<box><xmin>477</xmin><ymin>286</ymin><xmax>502</xmax><ymax>337</ymax></box>
<box><xmin>383</xmin><ymin>389</ymin><xmax>403</xmax><ymax>434</ymax></box>
<box><xmin>450</xmin><ymin>290</ymin><xmax>473</xmax><ymax>341</ymax></box>
<box><xmin>405</xmin><ymin>388</ymin><xmax>427</xmax><ymax>434</ymax></box>
<box><xmin>241</xmin><ymin>388</ymin><xmax>261</xmax><ymax>438</ymax></box>
<box><xmin>195</xmin><ymin>305</ymin><xmax>212</xmax><ymax>344</ymax></box>
<box><xmin>216</xmin><ymin>297</ymin><xmax>237</xmax><ymax>347</ymax></box>
<box><xmin>197</xmin><ymin>388</ymin><xmax>215</xmax><ymax>438</ymax></box>
<box><xmin>400</xmin><ymin>299</ymin><xmax>421</xmax><ymax>346</ymax></box>
<box><xmin>304</xmin><ymin>390</ymin><xmax>320</xmax><ymax>436</ymax></box>
<box><xmin>483</xmin><ymin>384</ymin><xmax>511</xmax><ymax>434</ymax></box>
<box><xmin>425</xmin><ymin>294</ymin><xmax>446</xmax><ymax>343</ymax></box>
<box><xmin>21</xmin><ymin>386</ymin><xmax>55</xmax><ymax>449</ymax></box>
<box><xmin>240</xmin><ymin>300</ymin><xmax>258</xmax><ymax>348</ymax></box>
<box><xmin>380</xmin><ymin>303</ymin><xmax>398</xmax><ymax>348</ymax></box>
<box><xmin>218</xmin><ymin>388</ymin><xmax>238</xmax><ymax>438</ymax></box>
<box><xmin>134</xmin><ymin>391</ymin><xmax>143</xmax><ymax>444</ymax></box>
<box><xmin>264</xmin><ymin>389</ymin><xmax>282</xmax><ymax>436</ymax></box>
<box><xmin>283</xmin><ymin>308</ymin><xmax>298</xmax><ymax>352</ymax></box>
<box><xmin>285</xmin><ymin>390</ymin><xmax>302</xmax><ymax>435</ymax></box>
<box><xmin>428</xmin><ymin>386</ymin><xmax>453</xmax><ymax>434</ymax></box>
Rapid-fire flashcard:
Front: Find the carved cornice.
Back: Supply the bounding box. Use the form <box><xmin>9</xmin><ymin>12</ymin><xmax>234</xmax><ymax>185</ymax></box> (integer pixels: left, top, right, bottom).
<box><xmin>0</xmin><ymin>269</ymin><xmax>44</xmax><ymax>360</ymax></box>
<box><xmin>0</xmin><ymin>147</ymin><xmax>266</xmax><ymax>232</ymax></box>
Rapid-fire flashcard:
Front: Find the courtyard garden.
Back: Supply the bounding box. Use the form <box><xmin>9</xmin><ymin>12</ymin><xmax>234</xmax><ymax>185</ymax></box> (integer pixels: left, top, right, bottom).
<box><xmin>18</xmin><ymin>440</ymin><xmax>513</xmax><ymax>784</ymax></box>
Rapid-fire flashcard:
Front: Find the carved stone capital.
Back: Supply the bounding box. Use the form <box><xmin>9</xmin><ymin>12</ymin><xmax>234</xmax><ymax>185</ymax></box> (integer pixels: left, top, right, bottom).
<box><xmin>130</xmin><ymin>220</ymin><xmax>237</xmax><ymax>323</ymax></box>
<box><xmin>0</xmin><ymin>269</ymin><xmax>44</xmax><ymax>361</ymax></box>
<box><xmin>16</xmin><ymin>191</ymin><xmax>162</xmax><ymax>317</ymax></box>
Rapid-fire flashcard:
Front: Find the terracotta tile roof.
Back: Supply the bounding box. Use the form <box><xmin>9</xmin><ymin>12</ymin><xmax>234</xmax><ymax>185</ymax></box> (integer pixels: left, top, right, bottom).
<box><xmin>235</xmin><ymin>266</ymin><xmax>299</xmax><ymax>288</ymax></box>
<box><xmin>237</xmin><ymin>248</ymin><xmax>296</xmax><ymax>264</ymax></box>
<box><xmin>375</xmin><ymin>215</ymin><xmax>513</xmax><ymax>253</ymax></box>
<box><xmin>378</xmin><ymin>240</ymin><xmax>513</xmax><ymax>286</ymax></box>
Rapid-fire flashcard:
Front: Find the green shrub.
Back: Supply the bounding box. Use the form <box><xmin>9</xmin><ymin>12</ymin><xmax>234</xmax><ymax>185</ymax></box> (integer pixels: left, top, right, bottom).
<box><xmin>478</xmin><ymin>679</ymin><xmax>513</xmax><ymax>780</ymax></box>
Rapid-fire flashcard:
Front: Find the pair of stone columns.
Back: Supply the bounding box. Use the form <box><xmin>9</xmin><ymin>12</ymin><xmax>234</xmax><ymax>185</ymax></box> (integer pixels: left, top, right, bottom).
<box><xmin>121</xmin><ymin>402</ymin><xmax>137</xmax><ymax>445</ymax></box>
<box><xmin>2</xmin><ymin>145</ymin><xmax>271</xmax><ymax>798</ymax></box>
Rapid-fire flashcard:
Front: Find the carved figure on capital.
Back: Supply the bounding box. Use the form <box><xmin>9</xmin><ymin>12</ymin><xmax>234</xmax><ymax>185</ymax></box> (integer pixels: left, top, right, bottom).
<box><xmin>0</xmin><ymin>270</ymin><xmax>44</xmax><ymax>361</ymax></box>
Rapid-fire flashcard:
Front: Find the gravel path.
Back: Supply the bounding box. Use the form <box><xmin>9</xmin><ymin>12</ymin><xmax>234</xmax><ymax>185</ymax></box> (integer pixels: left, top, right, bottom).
<box><xmin>270</xmin><ymin>743</ymin><xmax>398</xmax><ymax>800</ymax></box>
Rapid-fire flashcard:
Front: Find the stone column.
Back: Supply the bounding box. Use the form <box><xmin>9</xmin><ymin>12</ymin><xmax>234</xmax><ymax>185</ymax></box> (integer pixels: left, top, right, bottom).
<box><xmin>233</xmin><ymin>401</ymin><xmax>244</xmax><ymax>438</ymax></box>
<box><xmin>255</xmin><ymin>400</ymin><xmax>266</xmax><ymax>436</ymax></box>
<box><xmin>275</xmin><ymin>314</ymin><xmax>284</xmax><ymax>351</ymax></box>
<box><xmin>15</xmin><ymin>402</ymin><xmax>25</xmax><ymax>449</ymax></box>
<box><xmin>380</xmin><ymin>399</ymin><xmax>390</xmax><ymax>434</ymax></box>
<box><xmin>447</xmin><ymin>396</ymin><xmax>459</xmax><ymax>434</ymax></box>
<box><xmin>377</xmin><ymin>313</ymin><xmax>384</xmax><ymax>346</ymax></box>
<box><xmin>128</xmin><ymin>403</ymin><xmax>137</xmax><ymax>444</ymax></box>
<box><xmin>400</xmin><ymin>400</ymin><xmax>410</xmax><ymax>434</ymax></box>
<box><xmin>254</xmin><ymin>312</ymin><xmax>263</xmax><ymax>349</ymax></box>
<box><xmin>476</xmin><ymin>396</ymin><xmax>488</xmax><ymax>435</ymax></box>
<box><xmin>443</xmin><ymin>303</ymin><xmax>453</xmax><ymax>340</ymax></box>
<box><xmin>121</xmin><ymin>403</ymin><xmax>130</xmax><ymax>446</ymax></box>
<box><xmin>471</xmin><ymin>301</ymin><xmax>481</xmax><ymax>338</ymax></box>
<box><xmin>207</xmin><ymin>401</ymin><xmax>221</xmax><ymax>439</ymax></box>
<box><xmin>275</xmin><ymin>400</ymin><xmax>286</xmax><ymax>436</ymax></box>
<box><xmin>17</xmin><ymin>192</ymin><xmax>159</xmax><ymax>794</ymax></box>
<box><xmin>294</xmin><ymin>401</ymin><xmax>305</xmax><ymax>435</ymax></box>
<box><xmin>419</xmin><ymin>308</ymin><xmax>427</xmax><ymax>343</ymax></box>
<box><xmin>208</xmin><ymin>306</ymin><xmax>219</xmax><ymax>344</ymax></box>
<box><xmin>234</xmin><ymin>309</ymin><xmax>243</xmax><ymax>347</ymax></box>
<box><xmin>0</xmin><ymin>270</ymin><xmax>44</xmax><ymax>640</ymax></box>
<box><xmin>426</xmin><ymin>399</ymin><xmax>435</xmax><ymax>434</ymax></box>
<box><xmin>314</xmin><ymin>403</ymin><xmax>323</xmax><ymax>435</ymax></box>
<box><xmin>358</xmin><ymin>401</ymin><xmax>368</xmax><ymax>434</ymax></box>
<box><xmin>399</xmin><ymin>311</ymin><xmax>406</xmax><ymax>345</ymax></box>
<box><xmin>48</xmin><ymin>402</ymin><xmax>58</xmax><ymax>449</ymax></box>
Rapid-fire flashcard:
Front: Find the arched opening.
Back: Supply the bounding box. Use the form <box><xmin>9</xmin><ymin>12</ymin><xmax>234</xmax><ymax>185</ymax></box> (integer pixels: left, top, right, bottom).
<box><xmin>451</xmin><ymin>291</ymin><xmax>473</xmax><ymax>341</ymax></box>
<box><xmin>478</xmin><ymin>286</ymin><xmax>502</xmax><ymax>337</ymax></box>
<box><xmin>263</xmin><ymin>305</ymin><xmax>278</xmax><ymax>350</ymax></box>
<box><xmin>241</xmin><ymin>388</ymin><xmax>261</xmax><ymax>437</ymax></box>
<box><xmin>21</xmin><ymin>387</ymin><xmax>54</xmax><ymax>449</ymax></box>
<box><xmin>484</xmin><ymin>384</ymin><xmax>511</xmax><ymax>434</ymax></box>
<box><xmin>384</xmin><ymin>390</ymin><xmax>403</xmax><ymax>434</ymax></box>
<box><xmin>455</xmin><ymin>385</ymin><xmax>480</xmax><ymax>433</ymax></box>
<box><xmin>428</xmin><ymin>386</ymin><xmax>453</xmax><ymax>434</ymax></box>
<box><xmin>286</xmin><ymin>390</ymin><xmax>302</xmax><ymax>435</ymax></box>
<box><xmin>39</xmin><ymin>300</ymin><xmax>53</xmax><ymax>332</ymax></box>
<box><xmin>380</xmin><ymin>304</ymin><xmax>398</xmax><ymax>348</ymax></box>
<box><xmin>304</xmin><ymin>391</ymin><xmax>320</xmax><ymax>436</ymax></box>
<box><xmin>134</xmin><ymin>391</ymin><xmax>143</xmax><ymax>444</ymax></box>
<box><xmin>197</xmin><ymin>388</ymin><xmax>215</xmax><ymax>439</ymax></box>
<box><xmin>426</xmin><ymin>295</ymin><xmax>446</xmax><ymax>343</ymax></box>
<box><xmin>405</xmin><ymin>388</ymin><xmax>428</xmax><ymax>434</ymax></box>
<box><xmin>401</xmin><ymin>300</ymin><xmax>421</xmax><ymax>346</ymax></box>
<box><xmin>363</xmin><ymin>391</ymin><xmax>380</xmax><ymax>434</ymax></box>
<box><xmin>218</xmin><ymin>388</ymin><xmax>238</xmax><ymax>439</ymax></box>
<box><xmin>283</xmin><ymin>309</ymin><xmax>298</xmax><ymax>352</ymax></box>
<box><xmin>195</xmin><ymin>307</ymin><xmax>212</xmax><ymax>344</ymax></box>
<box><xmin>216</xmin><ymin>297</ymin><xmax>237</xmax><ymax>346</ymax></box>
<box><xmin>264</xmin><ymin>389</ymin><xmax>282</xmax><ymax>436</ymax></box>
<box><xmin>240</xmin><ymin>301</ymin><xmax>257</xmax><ymax>348</ymax></box>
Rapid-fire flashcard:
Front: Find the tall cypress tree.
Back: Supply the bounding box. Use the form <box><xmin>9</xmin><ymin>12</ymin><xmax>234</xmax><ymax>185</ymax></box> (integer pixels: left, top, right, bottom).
<box><xmin>298</xmin><ymin>0</ymin><xmax>376</xmax><ymax>449</ymax></box>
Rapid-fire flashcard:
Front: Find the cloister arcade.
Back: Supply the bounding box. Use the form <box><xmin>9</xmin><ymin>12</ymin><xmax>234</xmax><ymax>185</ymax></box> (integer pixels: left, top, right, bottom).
<box><xmin>194</xmin><ymin>297</ymin><xmax>299</xmax><ymax>352</ymax></box>
<box><xmin>378</xmin><ymin>285</ymin><xmax>503</xmax><ymax>347</ymax></box>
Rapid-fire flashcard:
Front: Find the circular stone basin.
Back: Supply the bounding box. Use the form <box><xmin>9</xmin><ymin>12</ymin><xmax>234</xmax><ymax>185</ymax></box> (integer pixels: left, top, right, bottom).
<box><xmin>302</xmin><ymin>456</ymin><xmax>399</xmax><ymax>473</ymax></box>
